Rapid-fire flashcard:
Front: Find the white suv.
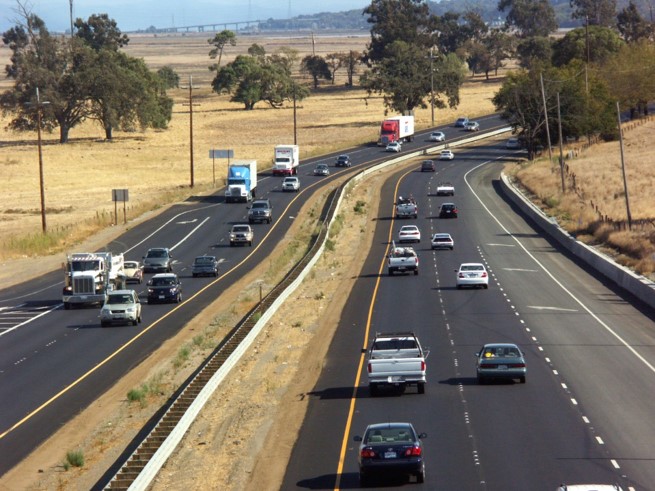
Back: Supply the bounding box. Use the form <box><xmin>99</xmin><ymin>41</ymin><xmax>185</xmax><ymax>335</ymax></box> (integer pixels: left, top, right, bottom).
<box><xmin>100</xmin><ymin>290</ymin><xmax>142</xmax><ymax>327</ymax></box>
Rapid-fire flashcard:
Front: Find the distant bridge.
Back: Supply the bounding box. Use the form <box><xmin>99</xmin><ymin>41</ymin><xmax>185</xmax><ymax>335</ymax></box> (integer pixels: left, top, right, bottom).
<box><xmin>134</xmin><ymin>16</ymin><xmax>320</xmax><ymax>34</ymax></box>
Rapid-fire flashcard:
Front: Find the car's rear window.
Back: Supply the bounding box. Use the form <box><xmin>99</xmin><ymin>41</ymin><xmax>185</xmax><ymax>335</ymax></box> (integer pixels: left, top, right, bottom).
<box><xmin>373</xmin><ymin>339</ymin><xmax>418</xmax><ymax>350</ymax></box>
<box><xmin>366</xmin><ymin>426</ymin><xmax>414</xmax><ymax>444</ymax></box>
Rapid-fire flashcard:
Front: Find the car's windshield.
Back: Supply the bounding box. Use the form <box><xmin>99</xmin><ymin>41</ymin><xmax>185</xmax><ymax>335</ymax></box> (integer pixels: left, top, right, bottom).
<box><xmin>233</xmin><ymin>226</ymin><xmax>249</xmax><ymax>232</ymax></box>
<box><xmin>124</xmin><ymin>262</ymin><xmax>138</xmax><ymax>269</ymax></box>
<box><xmin>147</xmin><ymin>250</ymin><xmax>166</xmax><ymax>258</ymax></box>
<box><xmin>194</xmin><ymin>257</ymin><xmax>213</xmax><ymax>265</ymax></box>
<box><xmin>107</xmin><ymin>294</ymin><xmax>133</xmax><ymax>304</ymax></box>
<box><xmin>71</xmin><ymin>260</ymin><xmax>101</xmax><ymax>272</ymax></box>
<box><xmin>252</xmin><ymin>203</ymin><xmax>268</xmax><ymax>209</ymax></box>
<box><xmin>152</xmin><ymin>277</ymin><xmax>176</xmax><ymax>286</ymax></box>
<box><xmin>462</xmin><ymin>265</ymin><xmax>483</xmax><ymax>271</ymax></box>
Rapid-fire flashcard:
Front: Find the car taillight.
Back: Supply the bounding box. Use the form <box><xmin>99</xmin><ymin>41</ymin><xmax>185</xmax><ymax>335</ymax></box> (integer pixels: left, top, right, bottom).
<box><xmin>361</xmin><ymin>448</ymin><xmax>377</xmax><ymax>458</ymax></box>
<box><xmin>459</xmin><ymin>273</ymin><xmax>465</xmax><ymax>278</ymax></box>
<box><xmin>404</xmin><ymin>446</ymin><xmax>422</xmax><ymax>457</ymax></box>
<box><xmin>367</xmin><ymin>363</ymin><xmax>372</xmax><ymax>374</ymax></box>
<box><xmin>481</xmin><ymin>272</ymin><xmax>487</xmax><ymax>277</ymax></box>
<box><xmin>509</xmin><ymin>363</ymin><xmax>526</xmax><ymax>368</ymax></box>
<box><xmin>421</xmin><ymin>361</ymin><xmax>426</xmax><ymax>371</ymax></box>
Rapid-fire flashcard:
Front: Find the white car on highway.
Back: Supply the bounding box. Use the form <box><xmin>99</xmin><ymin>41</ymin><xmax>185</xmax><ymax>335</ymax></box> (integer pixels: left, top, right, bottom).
<box><xmin>429</xmin><ymin>131</ymin><xmax>445</xmax><ymax>142</ymax></box>
<box><xmin>439</xmin><ymin>149</ymin><xmax>454</xmax><ymax>160</ymax></box>
<box><xmin>397</xmin><ymin>225</ymin><xmax>421</xmax><ymax>243</ymax></box>
<box><xmin>386</xmin><ymin>142</ymin><xmax>402</xmax><ymax>153</ymax></box>
<box><xmin>431</xmin><ymin>233</ymin><xmax>454</xmax><ymax>250</ymax></box>
<box><xmin>456</xmin><ymin>263</ymin><xmax>488</xmax><ymax>289</ymax></box>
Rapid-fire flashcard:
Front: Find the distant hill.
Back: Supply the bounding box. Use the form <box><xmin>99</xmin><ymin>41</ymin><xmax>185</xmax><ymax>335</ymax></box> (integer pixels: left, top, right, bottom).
<box><xmin>260</xmin><ymin>0</ymin><xmax>650</xmax><ymax>31</ymax></box>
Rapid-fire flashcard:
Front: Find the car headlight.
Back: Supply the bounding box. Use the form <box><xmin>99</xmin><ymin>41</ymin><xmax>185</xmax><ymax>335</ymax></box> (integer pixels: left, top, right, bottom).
<box><xmin>126</xmin><ymin>307</ymin><xmax>136</xmax><ymax>313</ymax></box>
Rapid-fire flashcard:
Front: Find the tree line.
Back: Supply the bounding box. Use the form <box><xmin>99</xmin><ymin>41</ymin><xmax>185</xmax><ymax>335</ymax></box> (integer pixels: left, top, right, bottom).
<box><xmin>3</xmin><ymin>0</ymin><xmax>655</xmax><ymax>150</ymax></box>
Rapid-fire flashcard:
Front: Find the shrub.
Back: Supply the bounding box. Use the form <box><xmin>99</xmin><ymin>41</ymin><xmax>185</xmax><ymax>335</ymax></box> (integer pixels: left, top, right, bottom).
<box><xmin>65</xmin><ymin>450</ymin><xmax>84</xmax><ymax>469</ymax></box>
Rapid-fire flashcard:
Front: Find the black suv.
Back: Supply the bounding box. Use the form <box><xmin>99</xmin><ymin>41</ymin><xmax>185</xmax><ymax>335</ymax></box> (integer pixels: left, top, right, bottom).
<box><xmin>248</xmin><ymin>199</ymin><xmax>273</xmax><ymax>224</ymax></box>
<box><xmin>439</xmin><ymin>203</ymin><xmax>458</xmax><ymax>218</ymax></box>
<box><xmin>335</xmin><ymin>154</ymin><xmax>352</xmax><ymax>167</ymax></box>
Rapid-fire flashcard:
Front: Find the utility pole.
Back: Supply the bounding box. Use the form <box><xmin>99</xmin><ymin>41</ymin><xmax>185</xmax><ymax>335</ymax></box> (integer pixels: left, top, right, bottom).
<box><xmin>182</xmin><ymin>75</ymin><xmax>199</xmax><ymax>188</ymax></box>
<box><xmin>69</xmin><ymin>0</ymin><xmax>74</xmax><ymax>38</ymax></box>
<box><xmin>26</xmin><ymin>88</ymin><xmax>51</xmax><ymax>233</ymax></box>
<box><xmin>539</xmin><ymin>72</ymin><xmax>554</xmax><ymax>166</ymax></box>
<box><xmin>616</xmin><ymin>102</ymin><xmax>632</xmax><ymax>230</ymax></box>
<box><xmin>556</xmin><ymin>92</ymin><xmax>566</xmax><ymax>193</ymax></box>
<box><xmin>430</xmin><ymin>48</ymin><xmax>435</xmax><ymax>127</ymax></box>
<box><xmin>293</xmin><ymin>83</ymin><xmax>298</xmax><ymax>145</ymax></box>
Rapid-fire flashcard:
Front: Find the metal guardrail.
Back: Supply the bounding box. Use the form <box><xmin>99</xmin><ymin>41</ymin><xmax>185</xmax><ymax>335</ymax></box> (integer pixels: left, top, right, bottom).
<box><xmin>102</xmin><ymin>127</ymin><xmax>512</xmax><ymax>490</ymax></box>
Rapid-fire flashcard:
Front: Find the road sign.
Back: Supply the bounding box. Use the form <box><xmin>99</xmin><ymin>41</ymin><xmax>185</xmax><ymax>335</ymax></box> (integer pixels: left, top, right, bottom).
<box><xmin>209</xmin><ymin>149</ymin><xmax>234</xmax><ymax>159</ymax></box>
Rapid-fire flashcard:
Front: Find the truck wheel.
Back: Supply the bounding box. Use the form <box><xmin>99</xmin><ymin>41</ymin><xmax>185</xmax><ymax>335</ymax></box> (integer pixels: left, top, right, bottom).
<box><xmin>417</xmin><ymin>382</ymin><xmax>425</xmax><ymax>394</ymax></box>
<box><xmin>249</xmin><ymin>241</ymin><xmax>253</xmax><ymax>246</ymax></box>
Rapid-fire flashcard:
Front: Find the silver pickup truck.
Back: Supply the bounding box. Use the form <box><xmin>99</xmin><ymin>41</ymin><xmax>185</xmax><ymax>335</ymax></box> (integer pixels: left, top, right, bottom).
<box><xmin>387</xmin><ymin>246</ymin><xmax>419</xmax><ymax>276</ymax></box>
<box><xmin>395</xmin><ymin>196</ymin><xmax>418</xmax><ymax>218</ymax></box>
<box><xmin>366</xmin><ymin>332</ymin><xmax>427</xmax><ymax>396</ymax></box>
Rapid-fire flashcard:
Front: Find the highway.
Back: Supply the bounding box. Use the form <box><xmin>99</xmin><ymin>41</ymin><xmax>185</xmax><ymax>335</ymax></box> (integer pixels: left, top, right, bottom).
<box><xmin>0</xmin><ymin>119</ymin><xmax>506</xmax><ymax>478</ymax></box>
<box><xmin>281</xmin><ymin>143</ymin><xmax>655</xmax><ymax>489</ymax></box>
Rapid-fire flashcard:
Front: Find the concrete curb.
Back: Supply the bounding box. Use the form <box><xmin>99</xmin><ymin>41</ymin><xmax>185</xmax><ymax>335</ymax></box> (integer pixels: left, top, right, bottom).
<box><xmin>499</xmin><ymin>173</ymin><xmax>655</xmax><ymax>308</ymax></box>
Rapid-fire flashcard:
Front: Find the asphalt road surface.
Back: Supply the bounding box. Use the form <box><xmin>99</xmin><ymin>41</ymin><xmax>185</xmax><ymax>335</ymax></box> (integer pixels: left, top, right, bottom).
<box><xmin>281</xmin><ymin>143</ymin><xmax>654</xmax><ymax>490</ymax></box>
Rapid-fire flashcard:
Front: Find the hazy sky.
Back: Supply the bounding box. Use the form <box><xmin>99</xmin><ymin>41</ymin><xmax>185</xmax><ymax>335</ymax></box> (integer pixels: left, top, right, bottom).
<box><xmin>0</xmin><ymin>1</ymin><xmax>372</xmax><ymax>33</ymax></box>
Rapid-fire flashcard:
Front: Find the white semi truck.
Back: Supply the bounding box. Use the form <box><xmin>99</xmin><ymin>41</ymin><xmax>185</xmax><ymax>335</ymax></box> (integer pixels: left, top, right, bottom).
<box><xmin>62</xmin><ymin>252</ymin><xmax>126</xmax><ymax>309</ymax></box>
<box><xmin>273</xmin><ymin>145</ymin><xmax>300</xmax><ymax>176</ymax></box>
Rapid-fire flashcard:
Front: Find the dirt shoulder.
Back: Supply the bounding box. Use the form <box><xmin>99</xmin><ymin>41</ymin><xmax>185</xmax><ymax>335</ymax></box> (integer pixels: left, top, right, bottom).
<box><xmin>0</xmin><ymin>160</ymin><xmax>396</xmax><ymax>491</ymax></box>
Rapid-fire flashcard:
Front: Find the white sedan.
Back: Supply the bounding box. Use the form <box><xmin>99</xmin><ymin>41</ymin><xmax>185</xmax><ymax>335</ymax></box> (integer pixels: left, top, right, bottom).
<box><xmin>456</xmin><ymin>263</ymin><xmax>489</xmax><ymax>289</ymax></box>
<box><xmin>386</xmin><ymin>142</ymin><xmax>402</xmax><ymax>153</ymax></box>
<box><xmin>431</xmin><ymin>233</ymin><xmax>454</xmax><ymax>250</ymax></box>
<box><xmin>439</xmin><ymin>149</ymin><xmax>454</xmax><ymax>160</ymax></box>
<box><xmin>429</xmin><ymin>131</ymin><xmax>445</xmax><ymax>142</ymax></box>
<box><xmin>397</xmin><ymin>225</ymin><xmax>421</xmax><ymax>243</ymax></box>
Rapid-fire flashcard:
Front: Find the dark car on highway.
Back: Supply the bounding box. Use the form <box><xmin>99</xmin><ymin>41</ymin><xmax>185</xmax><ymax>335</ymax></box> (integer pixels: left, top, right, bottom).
<box><xmin>354</xmin><ymin>422</ymin><xmax>426</xmax><ymax>486</ymax></box>
<box><xmin>191</xmin><ymin>255</ymin><xmax>219</xmax><ymax>277</ymax></box>
<box><xmin>420</xmin><ymin>160</ymin><xmax>435</xmax><ymax>172</ymax></box>
<box><xmin>147</xmin><ymin>273</ymin><xmax>182</xmax><ymax>304</ymax></box>
<box><xmin>475</xmin><ymin>343</ymin><xmax>527</xmax><ymax>384</ymax></box>
<box><xmin>335</xmin><ymin>154</ymin><xmax>352</xmax><ymax>167</ymax></box>
<box><xmin>439</xmin><ymin>203</ymin><xmax>458</xmax><ymax>218</ymax></box>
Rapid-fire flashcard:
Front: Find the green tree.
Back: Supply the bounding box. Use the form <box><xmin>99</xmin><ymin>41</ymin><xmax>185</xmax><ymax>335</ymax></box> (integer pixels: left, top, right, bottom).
<box><xmin>551</xmin><ymin>26</ymin><xmax>624</xmax><ymax>67</ymax></box>
<box><xmin>569</xmin><ymin>0</ymin><xmax>617</xmax><ymax>26</ymax></box>
<box><xmin>83</xmin><ymin>50</ymin><xmax>172</xmax><ymax>139</ymax></box>
<box><xmin>343</xmin><ymin>50</ymin><xmax>363</xmax><ymax>86</ymax></box>
<box><xmin>363</xmin><ymin>0</ymin><xmax>435</xmax><ymax>63</ymax></box>
<box><xmin>73</xmin><ymin>13</ymin><xmax>129</xmax><ymax>51</ymax></box>
<box><xmin>1</xmin><ymin>14</ymin><xmax>89</xmax><ymax>143</ymax></box>
<box><xmin>516</xmin><ymin>37</ymin><xmax>553</xmax><ymax>69</ymax></box>
<box><xmin>497</xmin><ymin>0</ymin><xmax>558</xmax><ymax>37</ymax></box>
<box><xmin>211</xmin><ymin>45</ymin><xmax>307</xmax><ymax>110</ymax></box>
<box><xmin>157</xmin><ymin>66</ymin><xmax>180</xmax><ymax>89</ymax></box>
<box><xmin>602</xmin><ymin>41</ymin><xmax>655</xmax><ymax>117</ymax></box>
<box><xmin>493</xmin><ymin>63</ymin><xmax>615</xmax><ymax>158</ymax></box>
<box><xmin>208</xmin><ymin>30</ymin><xmax>236</xmax><ymax>71</ymax></box>
<box><xmin>325</xmin><ymin>52</ymin><xmax>346</xmax><ymax>85</ymax></box>
<box><xmin>301</xmin><ymin>55</ymin><xmax>332</xmax><ymax>89</ymax></box>
<box><xmin>74</xmin><ymin>14</ymin><xmax>173</xmax><ymax>139</ymax></box>
<box><xmin>617</xmin><ymin>1</ymin><xmax>652</xmax><ymax>43</ymax></box>
<box><xmin>435</xmin><ymin>12</ymin><xmax>471</xmax><ymax>55</ymax></box>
